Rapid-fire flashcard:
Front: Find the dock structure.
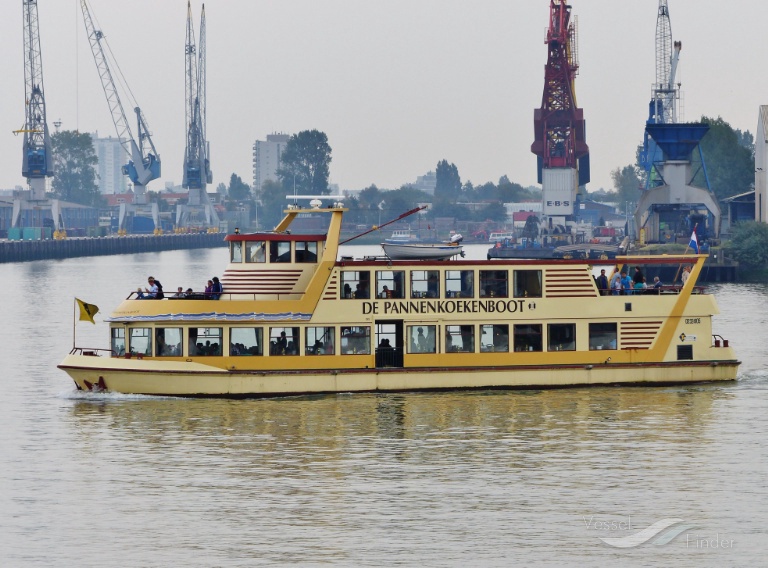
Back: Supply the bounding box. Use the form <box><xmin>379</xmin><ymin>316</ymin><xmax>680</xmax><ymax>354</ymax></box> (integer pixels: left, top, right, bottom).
<box><xmin>0</xmin><ymin>232</ymin><xmax>224</xmax><ymax>263</ymax></box>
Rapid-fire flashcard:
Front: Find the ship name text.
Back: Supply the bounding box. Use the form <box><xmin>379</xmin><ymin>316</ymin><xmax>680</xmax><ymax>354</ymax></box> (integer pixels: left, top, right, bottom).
<box><xmin>362</xmin><ymin>299</ymin><xmax>528</xmax><ymax>316</ymax></box>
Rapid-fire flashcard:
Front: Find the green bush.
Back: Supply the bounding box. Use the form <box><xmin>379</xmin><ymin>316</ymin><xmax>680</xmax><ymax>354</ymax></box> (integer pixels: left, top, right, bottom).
<box><xmin>725</xmin><ymin>222</ymin><xmax>768</xmax><ymax>268</ymax></box>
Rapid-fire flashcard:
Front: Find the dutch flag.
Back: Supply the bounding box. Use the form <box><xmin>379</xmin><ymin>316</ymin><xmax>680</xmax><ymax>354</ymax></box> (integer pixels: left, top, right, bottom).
<box><xmin>689</xmin><ymin>230</ymin><xmax>699</xmax><ymax>254</ymax></box>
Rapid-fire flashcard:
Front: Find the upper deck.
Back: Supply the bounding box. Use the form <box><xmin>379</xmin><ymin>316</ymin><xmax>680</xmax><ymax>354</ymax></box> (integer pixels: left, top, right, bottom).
<box><xmin>108</xmin><ymin>204</ymin><xmax>712</xmax><ymax>326</ymax></box>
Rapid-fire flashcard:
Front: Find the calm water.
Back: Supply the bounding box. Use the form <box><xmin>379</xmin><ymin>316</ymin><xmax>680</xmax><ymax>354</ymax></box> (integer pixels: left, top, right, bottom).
<box><xmin>1</xmin><ymin>246</ymin><xmax>766</xmax><ymax>567</ymax></box>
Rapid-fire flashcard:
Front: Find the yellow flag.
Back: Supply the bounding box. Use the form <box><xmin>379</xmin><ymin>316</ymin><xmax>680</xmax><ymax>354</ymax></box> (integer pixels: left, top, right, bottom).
<box><xmin>76</xmin><ymin>298</ymin><xmax>99</xmax><ymax>324</ymax></box>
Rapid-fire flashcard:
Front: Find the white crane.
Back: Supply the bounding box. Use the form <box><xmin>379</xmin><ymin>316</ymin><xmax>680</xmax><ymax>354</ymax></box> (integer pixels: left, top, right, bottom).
<box><xmin>651</xmin><ymin>0</ymin><xmax>681</xmax><ymax>125</ymax></box>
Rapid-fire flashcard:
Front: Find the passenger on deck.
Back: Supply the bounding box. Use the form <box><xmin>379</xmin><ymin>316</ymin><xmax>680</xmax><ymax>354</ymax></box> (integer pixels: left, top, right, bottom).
<box><xmin>172</xmin><ymin>287</ymin><xmax>185</xmax><ymax>298</ymax></box>
<box><xmin>681</xmin><ymin>265</ymin><xmax>691</xmax><ymax>285</ymax></box>
<box><xmin>653</xmin><ymin>276</ymin><xmax>663</xmax><ymax>292</ymax></box>
<box><xmin>633</xmin><ymin>266</ymin><xmax>644</xmax><ymax>287</ymax></box>
<box><xmin>596</xmin><ymin>269</ymin><xmax>609</xmax><ymax>296</ymax></box>
<box><xmin>620</xmin><ymin>271</ymin><xmax>633</xmax><ymax>295</ymax></box>
<box><xmin>137</xmin><ymin>276</ymin><xmax>159</xmax><ymax>299</ymax></box>
<box><xmin>610</xmin><ymin>271</ymin><xmax>621</xmax><ymax>296</ymax></box>
<box><xmin>211</xmin><ymin>276</ymin><xmax>223</xmax><ymax>300</ymax></box>
<box><xmin>204</xmin><ymin>280</ymin><xmax>213</xmax><ymax>299</ymax></box>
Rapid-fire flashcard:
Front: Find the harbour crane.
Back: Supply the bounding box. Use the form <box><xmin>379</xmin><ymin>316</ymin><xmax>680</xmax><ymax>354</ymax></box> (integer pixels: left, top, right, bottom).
<box><xmin>634</xmin><ymin>0</ymin><xmax>721</xmax><ymax>243</ymax></box>
<box><xmin>80</xmin><ymin>0</ymin><xmax>162</xmax><ymax>234</ymax></box>
<box><xmin>640</xmin><ymin>0</ymin><xmax>683</xmax><ymax>179</ymax></box>
<box><xmin>652</xmin><ymin>0</ymin><xmax>681</xmax><ymax>125</ymax></box>
<box><xmin>179</xmin><ymin>2</ymin><xmax>218</xmax><ymax>230</ymax></box>
<box><xmin>530</xmin><ymin>0</ymin><xmax>589</xmax><ymax>224</ymax></box>
<box><xmin>15</xmin><ymin>0</ymin><xmax>63</xmax><ymax>235</ymax></box>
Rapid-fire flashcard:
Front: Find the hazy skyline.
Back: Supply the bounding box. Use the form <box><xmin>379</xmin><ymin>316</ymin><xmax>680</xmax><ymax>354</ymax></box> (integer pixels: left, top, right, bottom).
<box><xmin>1</xmin><ymin>0</ymin><xmax>765</xmax><ymax>196</ymax></box>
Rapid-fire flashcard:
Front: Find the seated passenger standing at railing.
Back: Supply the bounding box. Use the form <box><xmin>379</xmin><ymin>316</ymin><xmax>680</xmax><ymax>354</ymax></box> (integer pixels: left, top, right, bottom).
<box><xmin>211</xmin><ymin>276</ymin><xmax>223</xmax><ymax>300</ymax></box>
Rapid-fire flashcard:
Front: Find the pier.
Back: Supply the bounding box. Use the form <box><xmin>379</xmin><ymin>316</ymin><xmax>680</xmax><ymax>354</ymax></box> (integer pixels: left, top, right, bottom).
<box><xmin>0</xmin><ymin>233</ymin><xmax>225</xmax><ymax>263</ymax></box>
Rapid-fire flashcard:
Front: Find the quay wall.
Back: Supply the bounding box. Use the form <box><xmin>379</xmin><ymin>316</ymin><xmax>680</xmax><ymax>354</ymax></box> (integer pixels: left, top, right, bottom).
<box><xmin>0</xmin><ymin>233</ymin><xmax>226</xmax><ymax>263</ymax></box>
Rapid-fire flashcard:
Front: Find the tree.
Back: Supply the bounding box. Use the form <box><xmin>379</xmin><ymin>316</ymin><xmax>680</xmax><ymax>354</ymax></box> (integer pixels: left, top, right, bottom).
<box><xmin>228</xmin><ymin>173</ymin><xmax>251</xmax><ymax>201</ymax></box>
<box><xmin>611</xmin><ymin>164</ymin><xmax>641</xmax><ymax>205</ymax></box>
<box><xmin>461</xmin><ymin>180</ymin><xmax>476</xmax><ymax>201</ymax></box>
<box><xmin>51</xmin><ymin>130</ymin><xmax>101</xmax><ymax>206</ymax></box>
<box><xmin>694</xmin><ymin>116</ymin><xmax>755</xmax><ymax>200</ymax></box>
<box><xmin>725</xmin><ymin>222</ymin><xmax>768</xmax><ymax>268</ymax></box>
<box><xmin>474</xmin><ymin>181</ymin><xmax>498</xmax><ymax>201</ymax></box>
<box><xmin>429</xmin><ymin>200</ymin><xmax>471</xmax><ymax>220</ymax></box>
<box><xmin>435</xmin><ymin>160</ymin><xmax>461</xmax><ymax>199</ymax></box>
<box><xmin>276</xmin><ymin>130</ymin><xmax>332</xmax><ymax>195</ymax></box>
<box><xmin>498</xmin><ymin>176</ymin><xmax>539</xmax><ymax>202</ymax></box>
<box><xmin>380</xmin><ymin>185</ymin><xmax>431</xmax><ymax>218</ymax></box>
<box><xmin>357</xmin><ymin>185</ymin><xmax>382</xmax><ymax>210</ymax></box>
<box><xmin>472</xmin><ymin>202</ymin><xmax>507</xmax><ymax>223</ymax></box>
<box><xmin>258</xmin><ymin>179</ymin><xmax>286</xmax><ymax>229</ymax></box>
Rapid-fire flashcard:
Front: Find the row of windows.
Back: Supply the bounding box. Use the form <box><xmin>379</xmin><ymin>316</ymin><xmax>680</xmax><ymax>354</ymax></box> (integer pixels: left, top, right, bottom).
<box><xmin>111</xmin><ymin>322</ymin><xmax>618</xmax><ymax>358</ymax></box>
<box><xmin>340</xmin><ymin>269</ymin><xmax>543</xmax><ymax>300</ymax></box>
<box><xmin>230</xmin><ymin>240</ymin><xmax>319</xmax><ymax>264</ymax></box>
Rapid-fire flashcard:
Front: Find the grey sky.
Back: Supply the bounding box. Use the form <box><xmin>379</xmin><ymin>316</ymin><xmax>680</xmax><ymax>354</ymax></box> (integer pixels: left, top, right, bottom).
<box><xmin>1</xmin><ymin>1</ymin><xmax>764</xmax><ymax>195</ymax></box>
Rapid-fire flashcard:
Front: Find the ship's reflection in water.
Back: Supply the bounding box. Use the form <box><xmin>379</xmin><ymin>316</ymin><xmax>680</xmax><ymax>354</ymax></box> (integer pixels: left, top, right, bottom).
<box><xmin>58</xmin><ymin>382</ymin><xmax>762</xmax><ymax>566</ymax></box>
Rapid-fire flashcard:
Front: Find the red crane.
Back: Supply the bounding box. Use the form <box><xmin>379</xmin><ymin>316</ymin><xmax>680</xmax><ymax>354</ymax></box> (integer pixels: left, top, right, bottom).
<box><xmin>531</xmin><ymin>0</ymin><xmax>589</xmax><ymax>186</ymax></box>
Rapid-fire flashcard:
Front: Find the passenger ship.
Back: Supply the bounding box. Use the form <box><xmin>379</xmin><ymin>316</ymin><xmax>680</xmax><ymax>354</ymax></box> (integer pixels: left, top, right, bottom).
<box><xmin>59</xmin><ymin>204</ymin><xmax>739</xmax><ymax>397</ymax></box>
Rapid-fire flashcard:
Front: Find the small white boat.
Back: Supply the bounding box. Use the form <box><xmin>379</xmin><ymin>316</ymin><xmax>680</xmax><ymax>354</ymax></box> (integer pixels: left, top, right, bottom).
<box><xmin>488</xmin><ymin>231</ymin><xmax>516</xmax><ymax>243</ymax></box>
<box><xmin>384</xmin><ymin>229</ymin><xmax>420</xmax><ymax>244</ymax></box>
<box><xmin>381</xmin><ymin>242</ymin><xmax>464</xmax><ymax>260</ymax></box>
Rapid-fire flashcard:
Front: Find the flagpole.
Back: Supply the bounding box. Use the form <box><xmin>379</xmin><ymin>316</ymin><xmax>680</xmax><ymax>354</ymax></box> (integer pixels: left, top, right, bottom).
<box><xmin>674</xmin><ymin>222</ymin><xmax>698</xmax><ymax>284</ymax></box>
<box><xmin>73</xmin><ymin>297</ymin><xmax>77</xmax><ymax>350</ymax></box>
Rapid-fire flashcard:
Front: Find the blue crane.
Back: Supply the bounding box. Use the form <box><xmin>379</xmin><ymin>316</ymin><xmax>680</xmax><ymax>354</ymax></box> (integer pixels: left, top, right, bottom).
<box><xmin>20</xmin><ymin>0</ymin><xmax>53</xmax><ymax>201</ymax></box>
<box><xmin>80</xmin><ymin>0</ymin><xmax>161</xmax><ymax>232</ymax></box>
<box><xmin>14</xmin><ymin>0</ymin><xmax>66</xmax><ymax>237</ymax></box>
